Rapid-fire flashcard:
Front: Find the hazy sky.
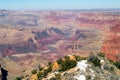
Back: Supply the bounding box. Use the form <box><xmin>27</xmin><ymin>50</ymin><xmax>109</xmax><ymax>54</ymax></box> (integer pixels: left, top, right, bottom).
<box><xmin>0</xmin><ymin>0</ymin><xmax>120</xmax><ymax>10</ymax></box>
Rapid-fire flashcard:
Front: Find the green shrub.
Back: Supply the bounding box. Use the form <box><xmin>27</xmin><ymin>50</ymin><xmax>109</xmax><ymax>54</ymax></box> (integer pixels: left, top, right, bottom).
<box><xmin>59</xmin><ymin>59</ymin><xmax>77</xmax><ymax>71</ymax></box>
<box><xmin>80</xmin><ymin>57</ymin><xmax>87</xmax><ymax>60</ymax></box>
<box><xmin>109</xmin><ymin>59</ymin><xmax>114</xmax><ymax>64</ymax></box>
<box><xmin>37</xmin><ymin>64</ymin><xmax>52</xmax><ymax>79</ymax></box>
<box><xmin>87</xmin><ymin>54</ymin><xmax>101</xmax><ymax>67</ymax></box>
<box><xmin>31</xmin><ymin>69</ymin><xmax>37</xmax><ymax>74</ymax></box>
<box><xmin>39</xmin><ymin>67</ymin><xmax>43</xmax><ymax>71</ymax></box>
<box><xmin>64</xmin><ymin>56</ymin><xmax>70</xmax><ymax>60</ymax></box>
<box><xmin>42</xmin><ymin>70</ymin><xmax>48</xmax><ymax>78</ymax></box>
<box><xmin>50</xmin><ymin>73</ymin><xmax>61</xmax><ymax>80</ymax></box>
<box><xmin>42</xmin><ymin>66</ymin><xmax>52</xmax><ymax>78</ymax></box>
<box><xmin>114</xmin><ymin>61</ymin><xmax>120</xmax><ymax>69</ymax></box>
<box><xmin>55</xmin><ymin>73</ymin><xmax>61</xmax><ymax>80</ymax></box>
<box><xmin>73</xmin><ymin>55</ymin><xmax>81</xmax><ymax>61</ymax></box>
<box><xmin>37</xmin><ymin>72</ymin><xmax>43</xmax><ymax>80</ymax></box>
<box><xmin>57</xmin><ymin>58</ymin><xmax>63</xmax><ymax>64</ymax></box>
<box><xmin>15</xmin><ymin>77</ymin><xmax>22</xmax><ymax>80</ymax></box>
<box><xmin>46</xmin><ymin>66</ymin><xmax>52</xmax><ymax>73</ymax></box>
<box><xmin>48</xmin><ymin>62</ymin><xmax>52</xmax><ymax>66</ymax></box>
<box><xmin>50</xmin><ymin>77</ymin><xmax>57</xmax><ymax>80</ymax></box>
<box><xmin>98</xmin><ymin>52</ymin><xmax>105</xmax><ymax>58</ymax></box>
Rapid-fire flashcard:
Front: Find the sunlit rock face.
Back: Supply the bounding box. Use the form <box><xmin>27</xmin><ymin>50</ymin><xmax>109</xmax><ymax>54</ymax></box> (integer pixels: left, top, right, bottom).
<box><xmin>0</xmin><ymin>10</ymin><xmax>120</xmax><ymax>59</ymax></box>
<box><xmin>102</xmin><ymin>23</ymin><xmax>120</xmax><ymax>61</ymax></box>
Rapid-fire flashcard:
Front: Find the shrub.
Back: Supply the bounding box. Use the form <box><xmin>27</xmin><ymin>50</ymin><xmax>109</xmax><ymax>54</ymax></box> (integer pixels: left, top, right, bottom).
<box><xmin>64</xmin><ymin>56</ymin><xmax>70</xmax><ymax>60</ymax></box>
<box><xmin>42</xmin><ymin>70</ymin><xmax>48</xmax><ymax>78</ymax></box>
<box><xmin>50</xmin><ymin>73</ymin><xmax>61</xmax><ymax>80</ymax></box>
<box><xmin>98</xmin><ymin>52</ymin><xmax>105</xmax><ymax>58</ymax></box>
<box><xmin>50</xmin><ymin>77</ymin><xmax>57</xmax><ymax>80</ymax></box>
<box><xmin>46</xmin><ymin>66</ymin><xmax>52</xmax><ymax>73</ymax></box>
<box><xmin>103</xmin><ymin>64</ymin><xmax>114</xmax><ymax>71</ymax></box>
<box><xmin>37</xmin><ymin>64</ymin><xmax>52</xmax><ymax>79</ymax></box>
<box><xmin>42</xmin><ymin>66</ymin><xmax>52</xmax><ymax>78</ymax></box>
<box><xmin>15</xmin><ymin>77</ymin><xmax>22</xmax><ymax>80</ymax></box>
<box><xmin>39</xmin><ymin>67</ymin><xmax>43</xmax><ymax>71</ymax></box>
<box><xmin>55</xmin><ymin>73</ymin><xmax>61</xmax><ymax>80</ymax></box>
<box><xmin>57</xmin><ymin>58</ymin><xmax>63</xmax><ymax>64</ymax></box>
<box><xmin>114</xmin><ymin>61</ymin><xmax>120</xmax><ymax>69</ymax></box>
<box><xmin>31</xmin><ymin>69</ymin><xmax>37</xmax><ymax>74</ymax></box>
<box><xmin>37</xmin><ymin>72</ymin><xmax>43</xmax><ymax>80</ymax></box>
<box><xmin>73</xmin><ymin>55</ymin><xmax>81</xmax><ymax>61</ymax></box>
<box><xmin>48</xmin><ymin>62</ymin><xmax>52</xmax><ymax>66</ymax></box>
<box><xmin>109</xmin><ymin>59</ymin><xmax>114</xmax><ymax>64</ymax></box>
<box><xmin>87</xmin><ymin>54</ymin><xmax>101</xmax><ymax>67</ymax></box>
<box><xmin>59</xmin><ymin>59</ymin><xmax>77</xmax><ymax>71</ymax></box>
<box><xmin>80</xmin><ymin>57</ymin><xmax>87</xmax><ymax>60</ymax></box>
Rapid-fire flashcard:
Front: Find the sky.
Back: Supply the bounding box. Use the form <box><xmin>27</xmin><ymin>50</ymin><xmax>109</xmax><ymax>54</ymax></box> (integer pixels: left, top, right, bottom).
<box><xmin>0</xmin><ymin>0</ymin><xmax>120</xmax><ymax>10</ymax></box>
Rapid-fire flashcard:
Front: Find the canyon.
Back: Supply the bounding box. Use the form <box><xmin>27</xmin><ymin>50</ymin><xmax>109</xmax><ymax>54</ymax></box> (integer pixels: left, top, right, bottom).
<box><xmin>0</xmin><ymin>9</ymin><xmax>120</xmax><ymax>79</ymax></box>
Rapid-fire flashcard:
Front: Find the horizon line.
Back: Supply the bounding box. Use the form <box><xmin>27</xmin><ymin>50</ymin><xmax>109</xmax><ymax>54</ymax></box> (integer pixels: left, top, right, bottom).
<box><xmin>1</xmin><ymin>8</ymin><xmax>120</xmax><ymax>11</ymax></box>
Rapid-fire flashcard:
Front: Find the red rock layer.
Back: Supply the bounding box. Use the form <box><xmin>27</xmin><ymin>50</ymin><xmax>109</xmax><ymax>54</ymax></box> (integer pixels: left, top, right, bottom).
<box><xmin>102</xmin><ymin>22</ymin><xmax>120</xmax><ymax>61</ymax></box>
